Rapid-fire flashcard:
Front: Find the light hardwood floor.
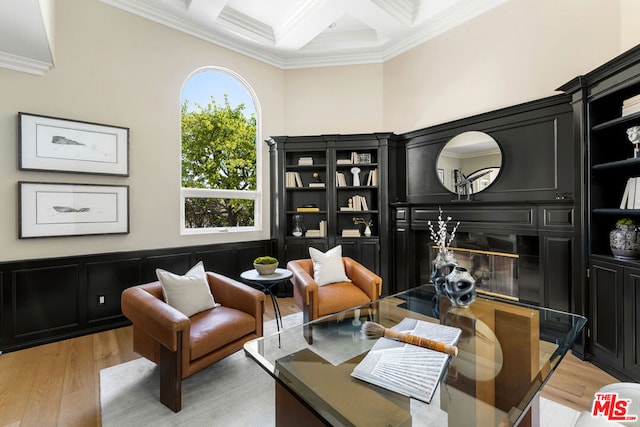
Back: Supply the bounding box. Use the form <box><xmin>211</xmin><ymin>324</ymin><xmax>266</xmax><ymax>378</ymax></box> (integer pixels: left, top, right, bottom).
<box><xmin>0</xmin><ymin>297</ymin><xmax>618</xmax><ymax>427</ymax></box>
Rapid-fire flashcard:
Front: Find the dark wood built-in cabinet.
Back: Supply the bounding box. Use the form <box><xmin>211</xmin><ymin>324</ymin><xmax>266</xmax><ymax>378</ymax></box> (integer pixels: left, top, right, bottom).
<box><xmin>561</xmin><ymin>44</ymin><xmax>640</xmax><ymax>381</ymax></box>
<box><xmin>267</xmin><ymin>134</ymin><xmax>396</xmax><ymax>294</ymax></box>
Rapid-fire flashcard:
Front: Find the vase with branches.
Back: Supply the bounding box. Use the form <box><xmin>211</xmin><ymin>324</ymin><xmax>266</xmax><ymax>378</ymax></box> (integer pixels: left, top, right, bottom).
<box><xmin>427</xmin><ymin>207</ymin><xmax>460</xmax><ymax>282</ymax></box>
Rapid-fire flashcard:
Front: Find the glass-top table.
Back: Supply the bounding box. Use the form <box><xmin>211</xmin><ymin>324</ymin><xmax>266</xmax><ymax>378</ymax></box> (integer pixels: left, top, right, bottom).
<box><xmin>244</xmin><ymin>284</ymin><xmax>587</xmax><ymax>427</ymax></box>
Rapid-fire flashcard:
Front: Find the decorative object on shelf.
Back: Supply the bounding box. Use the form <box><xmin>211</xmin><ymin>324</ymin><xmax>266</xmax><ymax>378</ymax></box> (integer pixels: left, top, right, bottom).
<box><xmin>18</xmin><ymin>112</ymin><xmax>130</xmax><ymax>176</ymax></box>
<box><xmin>308</xmin><ymin>171</ymin><xmax>325</xmax><ymax>187</ymax></box>
<box><xmin>350</xmin><ymin>167</ymin><xmax>361</xmax><ymax>186</ymax></box>
<box><xmin>353</xmin><ymin>217</ymin><xmax>373</xmax><ymax>237</ymax></box>
<box><xmin>298</xmin><ymin>156</ymin><xmax>313</xmax><ymax>165</ymax></box>
<box><xmin>610</xmin><ymin>218</ymin><xmax>640</xmax><ymax>259</ymax></box>
<box><xmin>253</xmin><ymin>256</ymin><xmax>279</xmax><ymax>275</ymax></box>
<box><xmin>627</xmin><ymin>126</ymin><xmax>640</xmax><ymax>158</ymax></box>
<box><xmin>444</xmin><ymin>266</ymin><xmax>477</xmax><ymax>307</ymax></box>
<box><xmin>292</xmin><ymin>214</ymin><xmax>304</xmax><ymax>237</ymax></box>
<box><xmin>356</xmin><ymin>153</ymin><xmax>371</xmax><ymax>164</ymax></box>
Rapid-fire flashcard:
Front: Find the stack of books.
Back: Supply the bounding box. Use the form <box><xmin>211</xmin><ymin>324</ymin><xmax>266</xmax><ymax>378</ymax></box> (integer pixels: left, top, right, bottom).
<box><xmin>623</xmin><ymin>94</ymin><xmax>640</xmax><ymax>117</ymax></box>
<box><xmin>337</xmin><ymin>158</ymin><xmax>352</xmax><ymax>165</ymax></box>
<box><xmin>341</xmin><ymin>229</ymin><xmax>361</xmax><ymax>237</ymax></box>
<box><xmin>308</xmin><ymin>182</ymin><xmax>325</xmax><ymax>188</ymax></box>
<box><xmin>305</xmin><ymin>220</ymin><xmax>327</xmax><ymax>237</ymax></box>
<box><xmin>298</xmin><ymin>157</ymin><xmax>313</xmax><ymax>165</ymax></box>
<box><xmin>620</xmin><ymin>177</ymin><xmax>640</xmax><ymax>208</ymax></box>
<box><xmin>286</xmin><ymin>171</ymin><xmax>303</xmax><ymax>187</ymax></box>
<box><xmin>296</xmin><ymin>206</ymin><xmax>320</xmax><ymax>212</ymax></box>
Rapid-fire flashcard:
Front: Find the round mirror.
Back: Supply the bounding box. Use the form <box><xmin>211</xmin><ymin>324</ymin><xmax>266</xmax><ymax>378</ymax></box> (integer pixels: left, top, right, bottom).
<box><xmin>436</xmin><ymin>131</ymin><xmax>502</xmax><ymax>197</ymax></box>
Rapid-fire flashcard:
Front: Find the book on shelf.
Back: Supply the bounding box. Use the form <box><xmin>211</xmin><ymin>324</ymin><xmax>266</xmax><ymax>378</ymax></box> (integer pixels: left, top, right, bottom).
<box><xmin>350</xmin><ymin>195</ymin><xmax>368</xmax><ymax>211</ymax></box>
<box><xmin>620</xmin><ymin>177</ymin><xmax>640</xmax><ymax>209</ymax></box>
<box><xmin>298</xmin><ymin>157</ymin><xmax>313</xmax><ymax>165</ymax></box>
<box><xmin>341</xmin><ymin>229</ymin><xmax>361</xmax><ymax>237</ymax></box>
<box><xmin>623</xmin><ymin>93</ymin><xmax>640</xmax><ymax>107</ymax></box>
<box><xmin>351</xmin><ymin>317</ymin><xmax>461</xmax><ymax>404</ymax></box>
<box><xmin>336</xmin><ymin>172</ymin><xmax>348</xmax><ymax>187</ymax></box>
<box><xmin>337</xmin><ymin>159</ymin><xmax>352</xmax><ymax>165</ymax></box>
<box><xmin>366</xmin><ymin>168</ymin><xmax>378</xmax><ymax>186</ymax></box>
<box><xmin>340</xmin><ymin>207</ymin><xmax>355</xmax><ymax>211</ymax></box>
<box><xmin>296</xmin><ymin>207</ymin><xmax>320</xmax><ymax>212</ymax></box>
<box><xmin>305</xmin><ymin>230</ymin><xmax>321</xmax><ymax>237</ymax></box>
<box><xmin>285</xmin><ymin>171</ymin><xmax>303</xmax><ymax>188</ymax></box>
<box><xmin>623</xmin><ymin>103</ymin><xmax>640</xmax><ymax>117</ymax></box>
<box><xmin>308</xmin><ymin>182</ymin><xmax>325</xmax><ymax>188</ymax></box>
<box><xmin>319</xmin><ymin>220</ymin><xmax>327</xmax><ymax>237</ymax></box>
<box><xmin>622</xmin><ymin>94</ymin><xmax>640</xmax><ymax>116</ymax></box>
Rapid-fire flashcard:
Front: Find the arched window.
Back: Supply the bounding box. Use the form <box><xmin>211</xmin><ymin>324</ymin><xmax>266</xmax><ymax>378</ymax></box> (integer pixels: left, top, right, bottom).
<box><xmin>180</xmin><ymin>67</ymin><xmax>260</xmax><ymax>233</ymax></box>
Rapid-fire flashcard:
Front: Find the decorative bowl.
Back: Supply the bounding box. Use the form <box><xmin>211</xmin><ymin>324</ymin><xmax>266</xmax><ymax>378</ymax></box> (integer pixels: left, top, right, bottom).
<box><xmin>254</xmin><ymin>262</ymin><xmax>278</xmax><ymax>275</ymax></box>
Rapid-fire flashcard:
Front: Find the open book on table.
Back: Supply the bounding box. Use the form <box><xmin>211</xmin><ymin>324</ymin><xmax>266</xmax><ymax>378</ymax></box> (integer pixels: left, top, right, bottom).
<box><xmin>351</xmin><ymin>317</ymin><xmax>461</xmax><ymax>403</ymax></box>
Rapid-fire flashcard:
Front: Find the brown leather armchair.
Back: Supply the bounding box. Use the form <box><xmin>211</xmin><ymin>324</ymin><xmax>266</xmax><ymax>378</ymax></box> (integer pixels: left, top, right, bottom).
<box><xmin>121</xmin><ymin>272</ymin><xmax>264</xmax><ymax>412</ymax></box>
<box><xmin>287</xmin><ymin>257</ymin><xmax>382</xmax><ymax>343</ymax></box>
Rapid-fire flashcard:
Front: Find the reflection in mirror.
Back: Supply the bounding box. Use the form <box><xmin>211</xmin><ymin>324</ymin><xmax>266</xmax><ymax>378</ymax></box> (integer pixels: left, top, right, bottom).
<box><xmin>437</xmin><ymin>131</ymin><xmax>502</xmax><ymax>199</ymax></box>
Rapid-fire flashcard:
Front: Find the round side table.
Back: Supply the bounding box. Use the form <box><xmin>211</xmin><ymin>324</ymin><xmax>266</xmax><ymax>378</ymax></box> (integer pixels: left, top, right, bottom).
<box><xmin>240</xmin><ymin>268</ymin><xmax>293</xmax><ymax>347</ymax></box>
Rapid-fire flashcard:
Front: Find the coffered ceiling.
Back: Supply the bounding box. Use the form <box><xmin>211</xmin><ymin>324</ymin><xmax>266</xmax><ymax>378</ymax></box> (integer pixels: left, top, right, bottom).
<box><xmin>1</xmin><ymin>0</ymin><xmax>508</xmax><ymax>75</ymax></box>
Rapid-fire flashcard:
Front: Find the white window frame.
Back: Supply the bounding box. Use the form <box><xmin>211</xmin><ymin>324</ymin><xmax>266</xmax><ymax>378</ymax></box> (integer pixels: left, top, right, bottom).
<box><xmin>180</xmin><ymin>67</ymin><xmax>262</xmax><ymax>235</ymax></box>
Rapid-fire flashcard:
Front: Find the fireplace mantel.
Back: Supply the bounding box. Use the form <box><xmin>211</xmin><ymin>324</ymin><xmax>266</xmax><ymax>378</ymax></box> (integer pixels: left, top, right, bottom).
<box><xmin>390</xmin><ymin>94</ymin><xmax>578</xmax><ymax>316</ymax></box>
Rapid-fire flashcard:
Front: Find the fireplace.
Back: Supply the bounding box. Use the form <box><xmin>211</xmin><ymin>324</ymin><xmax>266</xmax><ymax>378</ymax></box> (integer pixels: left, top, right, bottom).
<box><xmin>417</xmin><ymin>231</ymin><xmax>541</xmax><ymax>305</ymax></box>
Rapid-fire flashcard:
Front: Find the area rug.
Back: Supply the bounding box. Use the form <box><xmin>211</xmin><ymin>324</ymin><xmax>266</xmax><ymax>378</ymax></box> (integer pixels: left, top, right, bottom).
<box><xmin>100</xmin><ymin>312</ymin><xmax>580</xmax><ymax>426</ymax></box>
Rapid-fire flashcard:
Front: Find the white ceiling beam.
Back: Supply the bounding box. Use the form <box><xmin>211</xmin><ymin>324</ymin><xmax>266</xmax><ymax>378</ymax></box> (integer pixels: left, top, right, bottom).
<box><xmin>346</xmin><ymin>0</ymin><xmax>412</xmax><ymax>40</ymax></box>
<box><xmin>274</xmin><ymin>0</ymin><xmax>346</xmax><ymax>50</ymax></box>
<box><xmin>369</xmin><ymin>0</ymin><xmax>417</xmax><ymax>26</ymax></box>
<box><xmin>184</xmin><ymin>0</ymin><xmax>227</xmax><ymax>22</ymax></box>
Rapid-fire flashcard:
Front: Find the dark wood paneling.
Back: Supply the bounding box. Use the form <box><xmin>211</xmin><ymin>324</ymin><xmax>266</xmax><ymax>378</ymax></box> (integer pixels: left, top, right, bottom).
<box><xmin>403</xmin><ymin>95</ymin><xmax>573</xmax><ymax>205</ymax></box>
<box><xmin>87</xmin><ymin>258</ymin><xmax>141</xmax><ymax>323</ymax></box>
<box><xmin>624</xmin><ymin>267</ymin><xmax>640</xmax><ymax>379</ymax></box>
<box><xmin>13</xmin><ymin>265</ymin><xmax>80</xmax><ymax>338</ymax></box>
<box><xmin>541</xmin><ymin>206</ymin><xmax>574</xmax><ymax>230</ymax></box>
<box><xmin>411</xmin><ymin>206</ymin><xmax>536</xmax><ymax>232</ymax></box>
<box><xmin>589</xmin><ymin>258</ymin><xmax>624</xmax><ymax>371</ymax></box>
<box><xmin>541</xmin><ymin>234</ymin><xmax>572</xmax><ymax>311</ymax></box>
<box><xmin>0</xmin><ymin>239</ymin><xmax>274</xmax><ymax>352</ymax></box>
<box><xmin>145</xmin><ymin>253</ymin><xmax>193</xmax><ymax>282</ymax></box>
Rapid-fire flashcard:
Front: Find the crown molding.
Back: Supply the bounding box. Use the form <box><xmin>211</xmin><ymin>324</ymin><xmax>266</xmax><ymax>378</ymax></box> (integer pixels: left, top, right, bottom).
<box><xmin>99</xmin><ymin>0</ymin><xmax>509</xmax><ymax>69</ymax></box>
<box><xmin>0</xmin><ymin>50</ymin><xmax>53</xmax><ymax>75</ymax></box>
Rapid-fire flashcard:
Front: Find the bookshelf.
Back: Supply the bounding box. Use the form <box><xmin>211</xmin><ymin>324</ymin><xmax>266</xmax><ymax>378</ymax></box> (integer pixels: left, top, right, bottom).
<box><xmin>560</xmin><ymin>44</ymin><xmax>640</xmax><ymax>382</ymax></box>
<box><xmin>267</xmin><ymin>134</ymin><xmax>395</xmax><ymax>285</ymax></box>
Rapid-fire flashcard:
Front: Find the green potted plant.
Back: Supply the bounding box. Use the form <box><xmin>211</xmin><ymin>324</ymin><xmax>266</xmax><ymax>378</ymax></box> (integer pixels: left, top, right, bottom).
<box><xmin>610</xmin><ymin>218</ymin><xmax>640</xmax><ymax>259</ymax></box>
<box><xmin>253</xmin><ymin>256</ymin><xmax>279</xmax><ymax>275</ymax></box>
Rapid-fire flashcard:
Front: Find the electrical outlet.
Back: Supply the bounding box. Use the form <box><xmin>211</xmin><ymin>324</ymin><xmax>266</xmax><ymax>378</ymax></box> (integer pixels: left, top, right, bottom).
<box><xmin>98</xmin><ymin>295</ymin><xmax>105</xmax><ymax>305</ymax></box>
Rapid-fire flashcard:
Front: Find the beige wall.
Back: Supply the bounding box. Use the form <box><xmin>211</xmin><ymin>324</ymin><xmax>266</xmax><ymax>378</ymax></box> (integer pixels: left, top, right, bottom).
<box><xmin>383</xmin><ymin>0</ymin><xmax>624</xmax><ymax>132</ymax></box>
<box><xmin>1</xmin><ymin>0</ymin><xmax>639</xmax><ymax>262</ymax></box>
<box><xmin>283</xmin><ymin>64</ymin><xmax>384</xmax><ymax>135</ymax></box>
<box><xmin>0</xmin><ymin>0</ymin><xmax>285</xmax><ymax>261</ymax></box>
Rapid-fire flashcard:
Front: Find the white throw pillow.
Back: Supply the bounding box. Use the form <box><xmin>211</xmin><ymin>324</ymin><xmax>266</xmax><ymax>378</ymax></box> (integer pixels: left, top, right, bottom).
<box><xmin>156</xmin><ymin>261</ymin><xmax>219</xmax><ymax>317</ymax></box>
<box><xmin>309</xmin><ymin>245</ymin><xmax>351</xmax><ymax>286</ymax></box>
